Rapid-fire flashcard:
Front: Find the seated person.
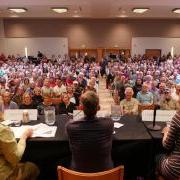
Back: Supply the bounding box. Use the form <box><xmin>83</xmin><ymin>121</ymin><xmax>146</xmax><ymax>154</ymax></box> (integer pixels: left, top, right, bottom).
<box><xmin>66</xmin><ymin>91</ymin><xmax>114</xmax><ymax>173</ymax></box>
<box><xmin>66</xmin><ymin>86</ymin><xmax>76</xmax><ymax>104</ymax></box>
<box><xmin>172</xmin><ymin>84</ymin><xmax>180</xmax><ymax>102</ymax></box>
<box><xmin>160</xmin><ymin>88</ymin><xmax>179</xmax><ymax>110</ymax></box>
<box><xmin>32</xmin><ymin>87</ymin><xmax>43</xmax><ymax>107</ymax></box>
<box><xmin>1</xmin><ymin>91</ymin><xmax>18</xmax><ymax>110</ymax></box>
<box><xmin>120</xmin><ymin>87</ymin><xmax>139</xmax><ymax>115</ymax></box>
<box><xmin>136</xmin><ymin>83</ymin><xmax>153</xmax><ymax>106</ymax></box>
<box><xmin>73</xmin><ymin>81</ymin><xmax>83</xmax><ymax>106</ymax></box>
<box><xmin>156</xmin><ymin>111</ymin><xmax>180</xmax><ymax>179</ymax></box>
<box><xmin>53</xmin><ymin>79</ymin><xmax>66</xmax><ymax>96</ymax></box>
<box><xmin>113</xmin><ymin>92</ymin><xmax>120</xmax><ymax>105</ymax></box>
<box><xmin>12</xmin><ymin>87</ymin><xmax>24</xmax><ymax>106</ymax></box>
<box><xmin>41</xmin><ymin>78</ymin><xmax>52</xmax><ymax>97</ymax></box>
<box><xmin>37</xmin><ymin>94</ymin><xmax>56</xmax><ymax>115</ymax></box>
<box><xmin>0</xmin><ymin>125</ymin><xmax>39</xmax><ymax>179</ymax></box>
<box><xmin>19</xmin><ymin>93</ymin><xmax>36</xmax><ymax>109</ymax></box>
<box><xmin>84</xmin><ymin>80</ymin><xmax>97</xmax><ymax>93</ymax></box>
<box><xmin>59</xmin><ymin>93</ymin><xmax>76</xmax><ymax>114</ymax></box>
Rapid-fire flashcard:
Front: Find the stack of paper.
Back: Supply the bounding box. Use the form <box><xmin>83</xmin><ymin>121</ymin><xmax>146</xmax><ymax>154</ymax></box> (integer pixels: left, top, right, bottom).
<box><xmin>10</xmin><ymin>123</ymin><xmax>57</xmax><ymax>138</ymax></box>
<box><xmin>114</xmin><ymin>122</ymin><xmax>124</xmax><ymax>128</ymax></box>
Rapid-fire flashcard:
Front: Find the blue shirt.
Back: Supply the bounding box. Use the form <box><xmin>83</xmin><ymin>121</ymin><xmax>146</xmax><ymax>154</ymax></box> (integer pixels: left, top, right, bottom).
<box><xmin>136</xmin><ymin>91</ymin><xmax>153</xmax><ymax>104</ymax></box>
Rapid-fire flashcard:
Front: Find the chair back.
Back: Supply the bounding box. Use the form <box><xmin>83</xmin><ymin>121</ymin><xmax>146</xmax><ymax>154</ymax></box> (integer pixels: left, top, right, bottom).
<box><xmin>57</xmin><ymin>166</ymin><xmax>124</xmax><ymax>180</ymax></box>
<box><xmin>138</xmin><ymin>104</ymin><xmax>155</xmax><ymax>114</ymax></box>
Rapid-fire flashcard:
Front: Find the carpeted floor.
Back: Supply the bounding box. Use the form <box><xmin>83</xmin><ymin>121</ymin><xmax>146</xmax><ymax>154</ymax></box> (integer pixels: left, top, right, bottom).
<box><xmin>98</xmin><ymin>77</ymin><xmax>114</xmax><ymax>112</ymax></box>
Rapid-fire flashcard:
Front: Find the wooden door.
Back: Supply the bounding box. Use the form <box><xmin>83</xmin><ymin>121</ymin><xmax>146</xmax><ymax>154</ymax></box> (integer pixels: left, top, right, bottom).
<box><xmin>145</xmin><ymin>49</ymin><xmax>161</xmax><ymax>58</ymax></box>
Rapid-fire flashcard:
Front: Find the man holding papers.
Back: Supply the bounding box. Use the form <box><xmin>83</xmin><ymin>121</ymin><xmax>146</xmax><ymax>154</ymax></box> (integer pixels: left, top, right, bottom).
<box><xmin>0</xmin><ymin>124</ymin><xmax>39</xmax><ymax>180</ymax></box>
<box><xmin>66</xmin><ymin>91</ymin><xmax>114</xmax><ymax>172</ymax></box>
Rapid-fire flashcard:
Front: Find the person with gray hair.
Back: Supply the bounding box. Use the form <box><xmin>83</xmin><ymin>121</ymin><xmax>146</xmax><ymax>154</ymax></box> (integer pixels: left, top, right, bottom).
<box><xmin>120</xmin><ymin>87</ymin><xmax>139</xmax><ymax>115</ymax></box>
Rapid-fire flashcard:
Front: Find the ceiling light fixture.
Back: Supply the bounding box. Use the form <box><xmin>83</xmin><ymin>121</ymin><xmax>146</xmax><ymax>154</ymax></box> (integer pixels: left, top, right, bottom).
<box><xmin>172</xmin><ymin>8</ymin><xmax>180</xmax><ymax>14</ymax></box>
<box><xmin>51</xmin><ymin>7</ymin><xmax>68</xmax><ymax>14</ymax></box>
<box><xmin>132</xmin><ymin>8</ymin><xmax>149</xmax><ymax>14</ymax></box>
<box><xmin>8</xmin><ymin>8</ymin><xmax>27</xmax><ymax>13</ymax></box>
<box><xmin>118</xmin><ymin>14</ymin><xmax>128</xmax><ymax>18</ymax></box>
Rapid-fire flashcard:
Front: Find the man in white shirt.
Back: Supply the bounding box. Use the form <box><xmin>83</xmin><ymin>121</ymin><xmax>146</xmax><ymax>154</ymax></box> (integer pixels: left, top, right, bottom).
<box><xmin>53</xmin><ymin>79</ymin><xmax>66</xmax><ymax>97</ymax></box>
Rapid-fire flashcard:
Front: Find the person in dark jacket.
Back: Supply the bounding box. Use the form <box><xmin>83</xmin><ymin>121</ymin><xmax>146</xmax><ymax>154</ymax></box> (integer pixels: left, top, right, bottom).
<box><xmin>66</xmin><ymin>91</ymin><xmax>114</xmax><ymax>172</ymax></box>
<box><xmin>19</xmin><ymin>93</ymin><xmax>36</xmax><ymax>109</ymax></box>
<box><xmin>59</xmin><ymin>93</ymin><xmax>76</xmax><ymax>114</ymax></box>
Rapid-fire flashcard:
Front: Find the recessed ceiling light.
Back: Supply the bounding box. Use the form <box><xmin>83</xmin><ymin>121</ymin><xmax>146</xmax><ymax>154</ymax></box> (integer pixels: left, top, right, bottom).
<box><xmin>73</xmin><ymin>14</ymin><xmax>81</xmax><ymax>18</ymax></box>
<box><xmin>172</xmin><ymin>8</ymin><xmax>180</xmax><ymax>14</ymax></box>
<box><xmin>51</xmin><ymin>7</ymin><xmax>68</xmax><ymax>14</ymax></box>
<box><xmin>8</xmin><ymin>8</ymin><xmax>27</xmax><ymax>13</ymax></box>
<box><xmin>132</xmin><ymin>8</ymin><xmax>149</xmax><ymax>14</ymax></box>
<box><xmin>10</xmin><ymin>14</ymin><xmax>19</xmax><ymax>18</ymax></box>
<box><xmin>118</xmin><ymin>14</ymin><xmax>128</xmax><ymax>18</ymax></box>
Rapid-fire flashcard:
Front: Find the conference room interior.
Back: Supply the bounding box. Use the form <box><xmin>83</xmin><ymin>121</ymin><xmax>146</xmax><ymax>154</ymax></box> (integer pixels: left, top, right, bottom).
<box><xmin>0</xmin><ymin>0</ymin><xmax>180</xmax><ymax>180</ymax></box>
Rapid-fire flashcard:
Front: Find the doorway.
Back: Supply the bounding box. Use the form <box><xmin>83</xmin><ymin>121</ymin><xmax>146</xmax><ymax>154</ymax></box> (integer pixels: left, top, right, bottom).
<box><xmin>145</xmin><ymin>49</ymin><xmax>161</xmax><ymax>58</ymax></box>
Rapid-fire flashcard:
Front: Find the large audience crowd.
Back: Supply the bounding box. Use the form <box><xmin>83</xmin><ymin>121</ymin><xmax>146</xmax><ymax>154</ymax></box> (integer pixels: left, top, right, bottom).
<box><xmin>0</xmin><ymin>53</ymin><xmax>180</xmax><ymax>115</ymax></box>
<box><xmin>102</xmin><ymin>53</ymin><xmax>180</xmax><ymax>114</ymax></box>
<box><xmin>0</xmin><ymin>52</ymin><xmax>180</xmax><ymax>180</ymax></box>
<box><xmin>0</xmin><ymin>53</ymin><xmax>100</xmax><ymax>115</ymax></box>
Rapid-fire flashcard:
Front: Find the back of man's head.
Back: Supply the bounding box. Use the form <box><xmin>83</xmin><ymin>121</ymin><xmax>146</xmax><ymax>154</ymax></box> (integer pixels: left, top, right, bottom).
<box><xmin>80</xmin><ymin>91</ymin><xmax>99</xmax><ymax>118</ymax></box>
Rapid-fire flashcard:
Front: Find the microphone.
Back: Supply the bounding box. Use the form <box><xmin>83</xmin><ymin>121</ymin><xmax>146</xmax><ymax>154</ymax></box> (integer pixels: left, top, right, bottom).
<box><xmin>147</xmin><ymin>105</ymin><xmax>161</xmax><ymax>131</ymax></box>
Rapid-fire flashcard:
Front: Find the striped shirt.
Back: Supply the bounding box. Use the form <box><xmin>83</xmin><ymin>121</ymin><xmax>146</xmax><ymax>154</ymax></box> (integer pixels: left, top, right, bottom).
<box><xmin>160</xmin><ymin>111</ymin><xmax>180</xmax><ymax>179</ymax></box>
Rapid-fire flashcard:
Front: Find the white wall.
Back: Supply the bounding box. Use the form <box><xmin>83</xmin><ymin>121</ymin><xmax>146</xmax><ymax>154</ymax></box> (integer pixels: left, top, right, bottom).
<box><xmin>132</xmin><ymin>37</ymin><xmax>180</xmax><ymax>56</ymax></box>
<box><xmin>0</xmin><ymin>37</ymin><xmax>68</xmax><ymax>58</ymax></box>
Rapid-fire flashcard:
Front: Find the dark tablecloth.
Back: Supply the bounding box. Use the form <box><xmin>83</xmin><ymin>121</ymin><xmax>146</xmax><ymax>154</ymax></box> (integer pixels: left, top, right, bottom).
<box><xmin>21</xmin><ymin>115</ymin><xmax>155</xmax><ymax>180</ymax></box>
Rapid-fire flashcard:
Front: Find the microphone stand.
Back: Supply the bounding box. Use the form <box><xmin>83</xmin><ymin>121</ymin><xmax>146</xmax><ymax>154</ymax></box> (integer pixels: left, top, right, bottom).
<box><xmin>147</xmin><ymin>105</ymin><xmax>161</xmax><ymax>131</ymax></box>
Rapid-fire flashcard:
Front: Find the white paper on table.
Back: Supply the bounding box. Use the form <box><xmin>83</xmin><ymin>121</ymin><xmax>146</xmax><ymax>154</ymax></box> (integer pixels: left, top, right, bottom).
<box><xmin>10</xmin><ymin>123</ymin><xmax>57</xmax><ymax>138</ymax></box>
<box><xmin>156</xmin><ymin>110</ymin><xmax>176</xmax><ymax>122</ymax></box>
<box><xmin>142</xmin><ymin>110</ymin><xmax>154</xmax><ymax>122</ymax></box>
<box><xmin>114</xmin><ymin>122</ymin><xmax>124</xmax><ymax>128</ymax></box>
<box><xmin>4</xmin><ymin>109</ymin><xmax>38</xmax><ymax>121</ymax></box>
<box><xmin>1</xmin><ymin>120</ymin><xmax>12</xmax><ymax>126</ymax></box>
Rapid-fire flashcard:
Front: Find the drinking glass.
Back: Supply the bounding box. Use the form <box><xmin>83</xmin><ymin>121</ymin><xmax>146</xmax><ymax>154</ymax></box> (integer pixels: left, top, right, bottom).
<box><xmin>111</xmin><ymin>105</ymin><xmax>121</xmax><ymax>121</ymax></box>
<box><xmin>44</xmin><ymin>106</ymin><xmax>56</xmax><ymax>125</ymax></box>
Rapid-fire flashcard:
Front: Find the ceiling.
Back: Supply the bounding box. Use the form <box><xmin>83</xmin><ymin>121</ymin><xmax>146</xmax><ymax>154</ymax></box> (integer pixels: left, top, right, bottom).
<box><xmin>0</xmin><ymin>0</ymin><xmax>180</xmax><ymax>19</ymax></box>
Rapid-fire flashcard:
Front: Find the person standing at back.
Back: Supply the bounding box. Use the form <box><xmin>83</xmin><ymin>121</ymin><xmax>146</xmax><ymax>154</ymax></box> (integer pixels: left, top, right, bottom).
<box><xmin>66</xmin><ymin>91</ymin><xmax>114</xmax><ymax>172</ymax></box>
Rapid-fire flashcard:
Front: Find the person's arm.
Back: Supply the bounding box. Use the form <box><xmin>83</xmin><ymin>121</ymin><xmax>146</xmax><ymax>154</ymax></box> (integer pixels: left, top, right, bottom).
<box><xmin>162</xmin><ymin>113</ymin><xmax>179</xmax><ymax>150</ymax></box>
<box><xmin>1</xmin><ymin>127</ymin><xmax>32</xmax><ymax>167</ymax></box>
<box><xmin>132</xmin><ymin>99</ymin><xmax>139</xmax><ymax>115</ymax></box>
<box><xmin>120</xmin><ymin>100</ymin><xmax>125</xmax><ymax>115</ymax></box>
<box><xmin>136</xmin><ymin>92</ymin><xmax>140</xmax><ymax>103</ymax></box>
<box><xmin>149</xmin><ymin>92</ymin><xmax>154</xmax><ymax>105</ymax></box>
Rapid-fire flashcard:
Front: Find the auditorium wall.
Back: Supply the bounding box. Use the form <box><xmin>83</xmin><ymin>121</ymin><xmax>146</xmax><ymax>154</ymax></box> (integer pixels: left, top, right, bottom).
<box><xmin>2</xmin><ymin>18</ymin><xmax>180</xmax><ymax>50</ymax></box>
<box><xmin>0</xmin><ymin>37</ymin><xmax>68</xmax><ymax>58</ymax></box>
<box><xmin>132</xmin><ymin>37</ymin><xmax>180</xmax><ymax>56</ymax></box>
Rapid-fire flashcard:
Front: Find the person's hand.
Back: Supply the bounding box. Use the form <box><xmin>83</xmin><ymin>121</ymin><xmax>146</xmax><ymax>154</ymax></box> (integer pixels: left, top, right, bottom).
<box><xmin>21</xmin><ymin>128</ymin><xmax>33</xmax><ymax>139</ymax></box>
<box><xmin>162</xmin><ymin>127</ymin><xmax>169</xmax><ymax>134</ymax></box>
